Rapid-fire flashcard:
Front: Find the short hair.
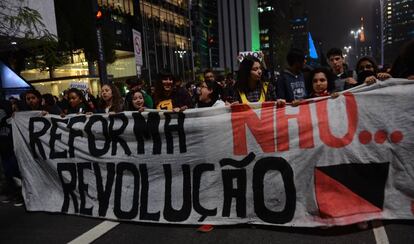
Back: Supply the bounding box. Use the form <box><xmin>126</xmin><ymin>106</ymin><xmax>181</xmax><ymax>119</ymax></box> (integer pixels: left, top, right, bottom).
<box><xmin>286</xmin><ymin>48</ymin><xmax>305</xmax><ymax>66</ymax></box>
<box><xmin>25</xmin><ymin>89</ymin><xmax>42</xmax><ymax>100</ymax></box>
<box><xmin>326</xmin><ymin>48</ymin><xmax>343</xmax><ymax>59</ymax></box>
<box><xmin>42</xmin><ymin>93</ymin><xmax>56</xmax><ymax>106</ymax></box>
<box><xmin>204</xmin><ymin>80</ymin><xmax>222</xmax><ymax>102</ymax></box>
<box><xmin>157</xmin><ymin>70</ymin><xmax>174</xmax><ymax>82</ymax></box>
<box><xmin>154</xmin><ymin>70</ymin><xmax>175</xmax><ymax>105</ymax></box>
<box><xmin>203</xmin><ymin>68</ymin><xmax>214</xmax><ymax>76</ymax></box>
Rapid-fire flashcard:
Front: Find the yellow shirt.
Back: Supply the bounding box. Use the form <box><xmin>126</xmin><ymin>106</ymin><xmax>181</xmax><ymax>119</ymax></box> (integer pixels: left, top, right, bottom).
<box><xmin>157</xmin><ymin>99</ymin><xmax>173</xmax><ymax>110</ymax></box>
<box><xmin>238</xmin><ymin>82</ymin><xmax>269</xmax><ymax>104</ymax></box>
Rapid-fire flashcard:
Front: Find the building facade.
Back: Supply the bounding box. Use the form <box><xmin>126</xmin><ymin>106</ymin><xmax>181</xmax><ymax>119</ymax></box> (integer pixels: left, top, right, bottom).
<box><xmin>139</xmin><ymin>0</ymin><xmax>192</xmax><ymax>82</ymax></box>
<box><xmin>383</xmin><ymin>0</ymin><xmax>414</xmax><ymax>65</ymax></box>
<box><xmin>258</xmin><ymin>0</ymin><xmax>291</xmax><ymax>73</ymax></box>
<box><xmin>5</xmin><ymin>0</ymin><xmax>195</xmax><ymax>97</ymax></box>
<box><xmin>218</xmin><ymin>0</ymin><xmax>260</xmax><ymax>73</ymax></box>
<box><xmin>16</xmin><ymin>0</ymin><xmax>140</xmax><ymax>96</ymax></box>
<box><xmin>191</xmin><ymin>0</ymin><xmax>219</xmax><ymax>72</ymax></box>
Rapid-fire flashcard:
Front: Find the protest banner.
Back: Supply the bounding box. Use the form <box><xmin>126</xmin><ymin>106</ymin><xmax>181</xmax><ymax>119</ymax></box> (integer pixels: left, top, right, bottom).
<box><xmin>12</xmin><ymin>79</ymin><xmax>414</xmax><ymax>227</ymax></box>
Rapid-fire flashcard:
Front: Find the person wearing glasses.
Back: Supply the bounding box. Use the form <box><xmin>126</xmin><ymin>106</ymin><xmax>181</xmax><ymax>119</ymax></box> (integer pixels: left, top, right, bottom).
<box><xmin>196</xmin><ymin>80</ymin><xmax>225</xmax><ymax>108</ymax></box>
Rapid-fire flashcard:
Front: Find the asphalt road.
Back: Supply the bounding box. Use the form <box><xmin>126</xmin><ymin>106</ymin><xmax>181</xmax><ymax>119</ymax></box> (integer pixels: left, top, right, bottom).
<box><xmin>1</xmin><ymin>199</ymin><xmax>414</xmax><ymax>244</ymax></box>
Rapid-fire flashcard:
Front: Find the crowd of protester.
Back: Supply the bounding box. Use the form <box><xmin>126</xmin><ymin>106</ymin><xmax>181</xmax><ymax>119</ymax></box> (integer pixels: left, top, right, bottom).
<box><xmin>0</xmin><ymin>40</ymin><xmax>414</xmax><ymax>231</ymax></box>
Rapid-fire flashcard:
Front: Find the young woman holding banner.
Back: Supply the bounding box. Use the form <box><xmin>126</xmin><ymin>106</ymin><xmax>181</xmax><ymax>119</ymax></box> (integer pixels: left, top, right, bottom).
<box><xmin>97</xmin><ymin>83</ymin><xmax>124</xmax><ymax>113</ymax></box>
<box><xmin>153</xmin><ymin>71</ymin><xmax>193</xmax><ymax>112</ymax></box>
<box><xmin>234</xmin><ymin>56</ymin><xmax>285</xmax><ymax>107</ymax></box>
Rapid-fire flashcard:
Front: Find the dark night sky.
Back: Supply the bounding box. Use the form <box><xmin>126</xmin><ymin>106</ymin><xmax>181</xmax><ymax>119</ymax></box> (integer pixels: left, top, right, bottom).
<box><xmin>307</xmin><ymin>0</ymin><xmax>377</xmax><ymax>53</ymax></box>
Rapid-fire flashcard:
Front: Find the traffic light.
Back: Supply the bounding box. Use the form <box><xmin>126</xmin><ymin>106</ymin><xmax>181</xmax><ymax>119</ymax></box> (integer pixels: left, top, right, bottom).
<box><xmin>208</xmin><ymin>36</ymin><xmax>214</xmax><ymax>47</ymax></box>
<box><xmin>95</xmin><ymin>9</ymin><xmax>104</xmax><ymax>25</ymax></box>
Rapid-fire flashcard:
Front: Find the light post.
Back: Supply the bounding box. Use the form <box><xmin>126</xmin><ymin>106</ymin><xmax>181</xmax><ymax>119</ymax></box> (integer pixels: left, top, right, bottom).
<box><xmin>350</xmin><ymin>28</ymin><xmax>362</xmax><ymax>59</ymax></box>
<box><xmin>344</xmin><ymin>45</ymin><xmax>352</xmax><ymax>64</ymax></box>
<box><xmin>344</xmin><ymin>45</ymin><xmax>352</xmax><ymax>54</ymax></box>
<box><xmin>175</xmin><ymin>50</ymin><xmax>187</xmax><ymax>80</ymax></box>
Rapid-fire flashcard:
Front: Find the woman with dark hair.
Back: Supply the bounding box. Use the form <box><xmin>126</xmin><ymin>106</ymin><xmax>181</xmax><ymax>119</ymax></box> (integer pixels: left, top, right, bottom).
<box><xmin>98</xmin><ymin>83</ymin><xmax>123</xmax><ymax>113</ymax></box>
<box><xmin>234</xmin><ymin>57</ymin><xmax>279</xmax><ymax>104</ymax></box>
<box><xmin>307</xmin><ymin>67</ymin><xmax>338</xmax><ymax>98</ymax></box>
<box><xmin>66</xmin><ymin>88</ymin><xmax>90</xmax><ymax>114</ymax></box>
<box><xmin>355</xmin><ymin>56</ymin><xmax>391</xmax><ymax>85</ymax></box>
<box><xmin>127</xmin><ymin>89</ymin><xmax>148</xmax><ymax>112</ymax></box>
<box><xmin>153</xmin><ymin>71</ymin><xmax>193</xmax><ymax>111</ymax></box>
<box><xmin>23</xmin><ymin>89</ymin><xmax>42</xmax><ymax>111</ymax></box>
<box><xmin>196</xmin><ymin>80</ymin><xmax>225</xmax><ymax>108</ymax></box>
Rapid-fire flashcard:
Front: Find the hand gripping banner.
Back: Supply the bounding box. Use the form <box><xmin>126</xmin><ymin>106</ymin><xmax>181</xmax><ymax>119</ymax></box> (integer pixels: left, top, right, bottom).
<box><xmin>12</xmin><ymin>79</ymin><xmax>414</xmax><ymax>227</ymax></box>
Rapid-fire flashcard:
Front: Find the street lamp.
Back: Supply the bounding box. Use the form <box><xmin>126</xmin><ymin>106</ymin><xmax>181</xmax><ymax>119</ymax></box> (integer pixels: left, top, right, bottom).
<box><xmin>344</xmin><ymin>46</ymin><xmax>352</xmax><ymax>63</ymax></box>
<box><xmin>174</xmin><ymin>50</ymin><xmax>187</xmax><ymax>80</ymax></box>
<box><xmin>350</xmin><ymin>28</ymin><xmax>362</xmax><ymax>59</ymax></box>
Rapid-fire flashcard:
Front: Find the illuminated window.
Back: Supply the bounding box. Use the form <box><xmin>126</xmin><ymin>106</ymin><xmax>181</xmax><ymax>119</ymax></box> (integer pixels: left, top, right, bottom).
<box><xmin>99</xmin><ymin>0</ymin><xmax>134</xmax><ymax>15</ymax></box>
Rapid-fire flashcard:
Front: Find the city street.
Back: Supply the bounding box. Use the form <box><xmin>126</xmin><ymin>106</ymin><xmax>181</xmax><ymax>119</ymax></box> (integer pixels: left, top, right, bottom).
<box><xmin>1</xmin><ymin>200</ymin><xmax>414</xmax><ymax>244</ymax></box>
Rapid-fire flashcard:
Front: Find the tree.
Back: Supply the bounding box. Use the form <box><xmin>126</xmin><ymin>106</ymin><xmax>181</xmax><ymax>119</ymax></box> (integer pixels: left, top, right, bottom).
<box><xmin>0</xmin><ymin>0</ymin><xmax>69</xmax><ymax>73</ymax></box>
<box><xmin>0</xmin><ymin>0</ymin><xmax>51</xmax><ymax>38</ymax></box>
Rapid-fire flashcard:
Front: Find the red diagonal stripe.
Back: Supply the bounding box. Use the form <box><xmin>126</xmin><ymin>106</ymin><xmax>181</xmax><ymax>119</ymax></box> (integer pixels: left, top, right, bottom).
<box><xmin>315</xmin><ymin>169</ymin><xmax>382</xmax><ymax>218</ymax></box>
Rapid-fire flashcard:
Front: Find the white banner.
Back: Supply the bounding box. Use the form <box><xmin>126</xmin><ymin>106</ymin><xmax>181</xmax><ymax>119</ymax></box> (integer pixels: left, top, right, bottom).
<box><xmin>12</xmin><ymin>79</ymin><xmax>414</xmax><ymax>227</ymax></box>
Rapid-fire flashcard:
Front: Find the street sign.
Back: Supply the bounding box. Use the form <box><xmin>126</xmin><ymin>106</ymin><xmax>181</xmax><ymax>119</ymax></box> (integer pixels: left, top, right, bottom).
<box><xmin>132</xmin><ymin>29</ymin><xmax>143</xmax><ymax>66</ymax></box>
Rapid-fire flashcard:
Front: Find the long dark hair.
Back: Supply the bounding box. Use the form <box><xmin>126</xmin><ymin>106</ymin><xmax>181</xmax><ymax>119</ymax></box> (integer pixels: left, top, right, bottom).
<box><xmin>128</xmin><ymin>89</ymin><xmax>145</xmax><ymax>110</ymax></box>
<box><xmin>356</xmin><ymin>56</ymin><xmax>379</xmax><ymax>74</ymax></box>
<box><xmin>235</xmin><ymin>56</ymin><xmax>262</xmax><ymax>94</ymax></box>
<box><xmin>99</xmin><ymin>83</ymin><xmax>123</xmax><ymax>113</ymax></box>
<box><xmin>307</xmin><ymin>67</ymin><xmax>336</xmax><ymax>94</ymax></box>
<box><xmin>153</xmin><ymin>70</ymin><xmax>175</xmax><ymax>105</ymax></box>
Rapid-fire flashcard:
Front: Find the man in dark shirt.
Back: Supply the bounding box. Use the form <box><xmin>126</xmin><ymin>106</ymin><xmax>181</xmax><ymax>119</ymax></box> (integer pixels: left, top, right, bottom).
<box><xmin>276</xmin><ymin>48</ymin><xmax>308</xmax><ymax>102</ymax></box>
<box><xmin>327</xmin><ymin>48</ymin><xmax>357</xmax><ymax>91</ymax></box>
